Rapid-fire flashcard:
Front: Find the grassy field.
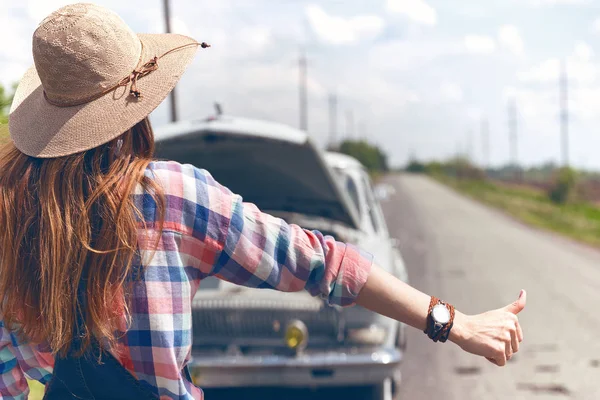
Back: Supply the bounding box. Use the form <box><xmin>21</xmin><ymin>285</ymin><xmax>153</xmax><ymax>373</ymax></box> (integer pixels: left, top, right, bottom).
<box><xmin>435</xmin><ymin>175</ymin><xmax>600</xmax><ymax>247</ymax></box>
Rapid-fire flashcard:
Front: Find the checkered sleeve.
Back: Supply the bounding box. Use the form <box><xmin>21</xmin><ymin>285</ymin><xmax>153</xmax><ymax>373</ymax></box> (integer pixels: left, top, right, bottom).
<box><xmin>150</xmin><ymin>161</ymin><xmax>374</xmax><ymax>306</ymax></box>
<box><xmin>169</xmin><ymin>163</ymin><xmax>374</xmax><ymax>307</ymax></box>
<box><xmin>0</xmin><ymin>323</ymin><xmax>28</xmax><ymax>400</ymax></box>
<box><xmin>213</xmin><ymin>196</ymin><xmax>374</xmax><ymax>307</ymax></box>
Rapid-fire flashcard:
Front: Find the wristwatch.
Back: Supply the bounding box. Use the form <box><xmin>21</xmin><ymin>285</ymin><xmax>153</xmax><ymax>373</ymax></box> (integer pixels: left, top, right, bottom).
<box><xmin>424</xmin><ymin>297</ymin><xmax>455</xmax><ymax>343</ymax></box>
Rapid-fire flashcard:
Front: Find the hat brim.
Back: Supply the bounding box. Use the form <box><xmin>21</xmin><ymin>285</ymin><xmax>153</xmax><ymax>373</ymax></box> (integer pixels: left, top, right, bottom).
<box><xmin>9</xmin><ymin>33</ymin><xmax>199</xmax><ymax>158</ymax></box>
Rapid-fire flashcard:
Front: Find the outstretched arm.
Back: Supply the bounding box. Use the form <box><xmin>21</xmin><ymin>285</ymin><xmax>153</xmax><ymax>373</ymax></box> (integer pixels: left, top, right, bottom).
<box><xmin>356</xmin><ymin>264</ymin><xmax>526</xmax><ymax>366</ymax></box>
<box><xmin>166</xmin><ymin>163</ymin><xmax>526</xmax><ymax>366</ymax></box>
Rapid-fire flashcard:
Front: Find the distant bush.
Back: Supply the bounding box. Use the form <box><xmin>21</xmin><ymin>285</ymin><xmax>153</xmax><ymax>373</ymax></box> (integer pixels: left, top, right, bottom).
<box><xmin>337</xmin><ymin>140</ymin><xmax>389</xmax><ymax>173</ymax></box>
<box><xmin>406</xmin><ymin>160</ymin><xmax>426</xmax><ymax>173</ymax></box>
<box><xmin>443</xmin><ymin>158</ymin><xmax>485</xmax><ymax>181</ymax></box>
<box><xmin>425</xmin><ymin>161</ymin><xmax>443</xmax><ymax>175</ymax></box>
<box><xmin>548</xmin><ymin>167</ymin><xmax>577</xmax><ymax>204</ymax></box>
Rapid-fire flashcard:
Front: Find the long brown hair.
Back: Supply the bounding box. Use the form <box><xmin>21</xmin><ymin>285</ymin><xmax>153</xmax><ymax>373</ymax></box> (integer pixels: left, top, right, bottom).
<box><xmin>0</xmin><ymin>117</ymin><xmax>164</xmax><ymax>356</ymax></box>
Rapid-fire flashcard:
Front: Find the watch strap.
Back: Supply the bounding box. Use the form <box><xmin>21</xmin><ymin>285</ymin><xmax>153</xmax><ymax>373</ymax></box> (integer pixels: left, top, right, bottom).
<box><xmin>424</xmin><ymin>296</ymin><xmax>455</xmax><ymax>343</ymax></box>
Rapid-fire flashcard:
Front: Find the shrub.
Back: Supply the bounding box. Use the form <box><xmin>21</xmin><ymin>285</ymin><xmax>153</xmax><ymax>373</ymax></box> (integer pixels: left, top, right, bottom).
<box><xmin>406</xmin><ymin>160</ymin><xmax>426</xmax><ymax>173</ymax></box>
<box><xmin>548</xmin><ymin>167</ymin><xmax>577</xmax><ymax>204</ymax></box>
<box><xmin>425</xmin><ymin>161</ymin><xmax>443</xmax><ymax>175</ymax></box>
<box><xmin>444</xmin><ymin>158</ymin><xmax>485</xmax><ymax>181</ymax></box>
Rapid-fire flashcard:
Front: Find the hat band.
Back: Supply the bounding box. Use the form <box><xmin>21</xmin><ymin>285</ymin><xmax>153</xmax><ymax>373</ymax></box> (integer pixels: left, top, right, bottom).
<box><xmin>43</xmin><ymin>41</ymin><xmax>210</xmax><ymax>108</ymax></box>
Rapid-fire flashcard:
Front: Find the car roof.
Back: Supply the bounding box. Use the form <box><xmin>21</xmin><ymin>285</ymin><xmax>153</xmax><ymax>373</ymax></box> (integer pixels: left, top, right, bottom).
<box><xmin>155</xmin><ymin>115</ymin><xmax>308</xmax><ymax>145</ymax></box>
<box><xmin>324</xmin><ymin>152</ymin><xmax>366</xmax><ymax>171</ymax></box>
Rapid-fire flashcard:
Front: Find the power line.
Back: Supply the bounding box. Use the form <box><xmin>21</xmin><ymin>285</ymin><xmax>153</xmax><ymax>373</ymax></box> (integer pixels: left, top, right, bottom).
<box><xmin>299</xmin><ymin>48</ymin><xmax>308</xmax><ymax>131</ymax></box>
<box><xmin>560</xmin><ymin>58</ymin><xmax>569</xmax><ymax>167</ymax></box>
<box><xmin>163</xmin><ymin>0</ymin><xmax>177</xmax><ymax>122</ymax></box>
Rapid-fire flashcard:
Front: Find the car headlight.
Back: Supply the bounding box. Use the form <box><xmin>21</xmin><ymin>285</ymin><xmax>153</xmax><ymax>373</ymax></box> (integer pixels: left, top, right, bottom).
<box><xmin>285</xmin><ymin>320</ymin><xmax>308</xmax><ymax>352</ymax></box>
<box><xmin>347</xmin><ymin>325</ymin><xmax>387</xmax><ymax>345</ymax></box>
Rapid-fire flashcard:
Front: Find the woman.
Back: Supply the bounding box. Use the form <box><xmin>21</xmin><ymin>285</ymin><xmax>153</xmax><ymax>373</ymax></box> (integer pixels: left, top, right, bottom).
<box><xmin>0</xmin><ymin>3</ymin><xmax>525</xmax><ymax>399</ymax></box>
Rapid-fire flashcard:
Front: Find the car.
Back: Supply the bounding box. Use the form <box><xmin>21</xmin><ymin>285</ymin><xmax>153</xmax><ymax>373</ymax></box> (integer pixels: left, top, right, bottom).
<box><xmin>154</xmin><ymin>115</ymin><xmax>409</xmax><ymax>400</ymax></box>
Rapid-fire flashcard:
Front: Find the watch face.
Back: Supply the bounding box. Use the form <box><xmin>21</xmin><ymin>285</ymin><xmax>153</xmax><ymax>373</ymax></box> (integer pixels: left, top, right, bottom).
<box><xmin>432</xmin><ymin>304</ymin><xmax>450</xmax><ymax>324</ymax></box>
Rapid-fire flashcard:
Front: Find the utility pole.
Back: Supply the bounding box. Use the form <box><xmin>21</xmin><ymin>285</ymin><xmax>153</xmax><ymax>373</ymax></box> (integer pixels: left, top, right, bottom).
<box><xmin>299</xmin><ymin>49</ymin><xmax>308</xmax><ymax>131</ymax></box>
<box><xmin>328</xmin><ymin>93</ymin><xmax>337</xmax><ymax>148</ymax></box>
<box><xmin>560</xmin><ymin>59</ymin><xmax>569</xmax><ymax>167</ymax></box>
<box><xmin>481</xmin><ymin>117</ymin><xmax>490</xmax><ymax>170</ymax></box>
<box><xmin>163</xmin><ymin>0</ymin><xmax>177</xmax><ymax>122</ymax></box>
<box><xmin>346</xmin><ymin>110</ymin><xmax>354</xmax><ymax>140</ymax></box>
<box><xmin>508</xmin><ymin>99</ymin><xmax>519</xmax><ymax>180</ymax></box>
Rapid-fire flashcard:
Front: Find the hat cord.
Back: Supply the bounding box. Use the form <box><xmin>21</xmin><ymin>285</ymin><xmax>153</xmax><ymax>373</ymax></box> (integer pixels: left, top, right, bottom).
<box><xmin>43</xmin><ymin>41</ymin><xmax>211</xmax><ymax>108</ymax></box>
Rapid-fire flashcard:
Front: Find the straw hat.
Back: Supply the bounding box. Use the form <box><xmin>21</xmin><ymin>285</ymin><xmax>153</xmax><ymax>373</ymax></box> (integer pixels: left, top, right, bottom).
<box><xmin>9</xmin><ymin>3</ymin><xmax>207</xmax><ymax>158</ymax></box>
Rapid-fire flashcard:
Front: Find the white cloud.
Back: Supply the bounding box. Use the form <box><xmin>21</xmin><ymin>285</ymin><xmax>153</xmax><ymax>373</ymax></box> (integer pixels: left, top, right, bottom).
<box><xmin>466</xmin><ymin>106</ymin><xmax>482</xmax><ymax>121</ymax></box>
<box><xmin>440</xmin><ymin>82</ymin><xmax>464</xmax><ymax>102</ymax></box>
<box><xmin>574</xmin><ymin>41</ymin><xmax>593</xmax><ymax>60</ymax></box>
<box><xmin>9</xmin><ymin>0</ymin><xmax>600</xmax><ymax>169</ymax></box>
<box><xmin>27</xmin><ymin>0</ymin><xmax>133</xmax><ymax>22</ymax></box>
<box><xmin>232</xmin><ymin>26</ymin><xmax>272</xmax><ymax>54</ymax></box>
<box><xmin>306</xmin><ymin>4</ymin><xmax>384</xmax><ymax>45</ymax></box>
<box><xmin>503</xmin><ymin>86</ymin><xmax>556</xmax><ymax>120</ymax></box>
<box><xmin>386</xmin><ymin>0</ymin><xmax>437</xmax><ymax>26</ymax></box>
<box><xmin>0</xmin><ymin>3</ymin><xmax>34</xmax><ymax>86</ymax></box>
<box><xmin>505</xmin><ymin>79</ymin><xmax>600</xmax><ymax>123</ymax></box>
<box><xmin>518</xmin><ymin>58</ymin><xmax>560</xmax><ymax>82</ymax></box>
<box><xmin>368</xmin><ymin>38</ymin><xmax>464</xmax><ymax>72</ymax></box>
<box><xmin>592</xmin><ymin>17</ymin><xmax>600</xmax><ymax>33</ymax></box>
<box><xmin>498</xmin><ymin>25</ymin><xmax>525</xmax><ymax>56</ymax></box>
<box><xmin>518</xmin><ymin>42</ymin><xmax>596</xmax><ymax>84</ymax></box>
<box><xmin>464</xmin><ymin>35</ymin><xmax>496</xmax><ymax>54</ymax></box>
<box><xmin>27</xmin><ymin>0</ymin><xmax>74</xmax><ymax>22</ymax></box>
<box><xmin>152</xmin><ymin>16</ymin><xmax>192</xmax><ymax>36</ymax></box>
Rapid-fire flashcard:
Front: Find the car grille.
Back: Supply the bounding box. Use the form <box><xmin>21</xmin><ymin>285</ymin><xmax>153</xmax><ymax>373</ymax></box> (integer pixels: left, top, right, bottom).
<box><xmin>192</xmin><ymin>299</ymin><xmax>343</xmax><ymax>348</ymax></box>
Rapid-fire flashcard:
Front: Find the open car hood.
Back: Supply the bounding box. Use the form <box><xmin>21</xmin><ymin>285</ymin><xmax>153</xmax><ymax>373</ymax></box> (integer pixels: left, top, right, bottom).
<box><xmin>154</xmin><ymin>116</ymin><xmax>360</xmax><ymax>229</ymax></box>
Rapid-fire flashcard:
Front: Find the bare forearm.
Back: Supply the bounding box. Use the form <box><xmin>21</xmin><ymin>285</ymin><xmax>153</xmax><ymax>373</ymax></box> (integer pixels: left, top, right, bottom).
<box><xmin>356</xmin><ymin>264</ymin><xmax>470</xmax><ymax>343</ymax></box>
<box><xmin>355</xmin><ymin>264</ymin><xmax>526</xmax><ymax>367</ymax></box>
<box><xmin>356</xmin><ymin>264</ymin><xmax>432</xmax><ymax>333</ymax></box>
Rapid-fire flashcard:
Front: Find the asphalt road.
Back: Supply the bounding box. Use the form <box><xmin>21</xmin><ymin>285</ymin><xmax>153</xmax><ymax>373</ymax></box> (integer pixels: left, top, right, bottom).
<box><xmin>385</xmin><ymin>174</ymin><xmax>600</xmax><ymax>400</ymax></box>
<box><xmin>205</xmin><ymin>174</ymin><xmax>599</xmax><ymax>400</ymax></box>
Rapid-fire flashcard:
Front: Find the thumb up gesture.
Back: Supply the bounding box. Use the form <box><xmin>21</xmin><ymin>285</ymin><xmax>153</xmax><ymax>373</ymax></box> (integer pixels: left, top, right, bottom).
<box><xmin>451</xmin><ymin>290</ymin><xmax>527</xmax><ymax>366</ymax></box>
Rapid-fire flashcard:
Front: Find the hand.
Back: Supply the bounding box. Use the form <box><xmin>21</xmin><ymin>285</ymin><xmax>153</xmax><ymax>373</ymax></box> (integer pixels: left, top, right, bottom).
<box><xmin>450</xmin><ymin>290</ymin><xmax>526</xmax><ymax>366</ymax></box>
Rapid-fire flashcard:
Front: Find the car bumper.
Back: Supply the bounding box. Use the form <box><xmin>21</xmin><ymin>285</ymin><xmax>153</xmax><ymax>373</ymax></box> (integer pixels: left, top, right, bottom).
<box><xmin>189</xmin><ymin>348</ymin><xmax>402</xmax><ymax>388</ymax></box>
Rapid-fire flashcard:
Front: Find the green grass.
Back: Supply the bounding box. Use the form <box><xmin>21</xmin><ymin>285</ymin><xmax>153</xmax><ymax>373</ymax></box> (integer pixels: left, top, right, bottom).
<box><xmin>435</xmin><ymin>175</ymin><xmax>600</xmax><ymax>247</ymax></box>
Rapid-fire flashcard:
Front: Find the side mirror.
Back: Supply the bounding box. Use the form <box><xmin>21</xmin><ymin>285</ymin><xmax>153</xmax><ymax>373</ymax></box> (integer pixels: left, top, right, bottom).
<box><xmin>373</xmin><ymin>184</ymin><xmax>395</xmax><ymax>201</ymax></box>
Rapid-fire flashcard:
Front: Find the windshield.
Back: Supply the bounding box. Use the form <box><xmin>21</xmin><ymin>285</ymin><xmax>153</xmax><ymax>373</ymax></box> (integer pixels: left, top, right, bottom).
<box><xmin>333</xmin><ymin>167</ymin><xmax>362</xmax><ymax>217</ymax></box>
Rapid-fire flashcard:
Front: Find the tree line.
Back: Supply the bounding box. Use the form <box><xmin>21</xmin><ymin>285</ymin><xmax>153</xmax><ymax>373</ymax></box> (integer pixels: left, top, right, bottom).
<box><xmin>331</xmin><ymin>140</ymin><xmax>389</xmax><ymax>175</ymax></box>
<box><xmin>406</xmin><ymin>157</ymin><xmax>579</xmax><ymax>205</ymax></box>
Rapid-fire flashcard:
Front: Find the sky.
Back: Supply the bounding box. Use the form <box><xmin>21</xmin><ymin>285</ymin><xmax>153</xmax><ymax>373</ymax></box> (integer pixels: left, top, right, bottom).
<box><xmin>2</xmin><ymin>0</ymin><xmax>600</xmax><ymax>169</ymax></box>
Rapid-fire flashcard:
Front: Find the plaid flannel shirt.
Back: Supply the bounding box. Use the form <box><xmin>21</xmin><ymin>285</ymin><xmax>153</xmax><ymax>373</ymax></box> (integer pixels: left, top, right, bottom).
<box><xmin>0</xmin><ymin>160</ymin><xmax>374</xmax><ymax>399</ymax></box>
